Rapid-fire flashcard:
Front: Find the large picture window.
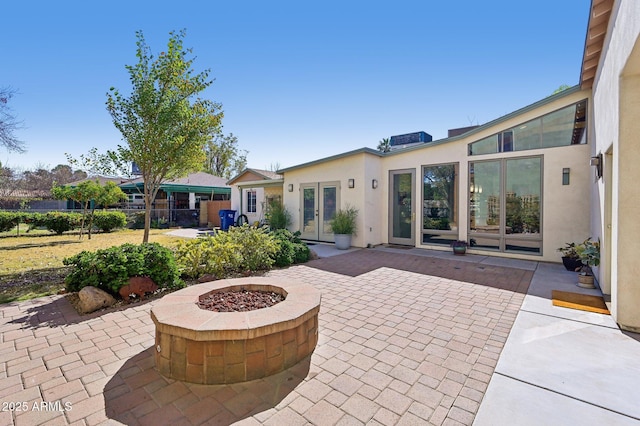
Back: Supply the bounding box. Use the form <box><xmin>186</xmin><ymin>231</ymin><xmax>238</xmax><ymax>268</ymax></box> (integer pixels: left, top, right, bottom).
<box><xmin>468</xmin><ymin>100</ymin><xmax>587</xmax><ymax>155</ymax></box>
<box><xmin>469</xmin><ymin>157</ymin><xmax>542</xmax><ymax>254</ymax></box>
<box><xmin>422</xmin><ymin>163</ymin><xmax>458</xmax><ymax>245</ymax></box>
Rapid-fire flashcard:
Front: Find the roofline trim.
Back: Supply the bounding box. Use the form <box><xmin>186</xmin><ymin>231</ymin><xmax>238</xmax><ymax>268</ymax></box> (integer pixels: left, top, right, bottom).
<box><xmin>278</xmin><ymin>86</ymin><xmax>585</xmax><ymax>170</ymax></box>
<box><xmin>278</xmin><ymin>147</ymin><xmax>382</xmax><ymax>174</ymax></box>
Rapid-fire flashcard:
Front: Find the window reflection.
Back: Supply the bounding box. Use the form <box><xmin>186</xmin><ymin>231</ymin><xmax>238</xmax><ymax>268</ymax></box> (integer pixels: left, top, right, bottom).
<box><xmin>303</xmin><ymin>188</ymin><xmax>315</xmax><ymax>232</ymax></box>
<box><xmin>506</xmin><ymin>158</ymin><xmax>541</xmax><ymax>236</ymax></box>
<box><xmin>468</xmin><ymin>100</ymin><xmax>587</xmax><ymax>155</ymax></box>
<box><xmin>469</xmin><ymin>157</ymin><xmax>542</xmax><ymax>254</ymax></box>
<box><xmin>323</xmin><ymin>187</ymin><xmax>336</xmax><ymax>234</ymax></box>
<box><xmin>423</xmin><ymin>164</ymin><xmax>457</xmax><ymax>232</ymax></box>
<box><xmin>469</xmin><ymin>161</ymin><xmax>501</xmax><ymax>233</ymax></box>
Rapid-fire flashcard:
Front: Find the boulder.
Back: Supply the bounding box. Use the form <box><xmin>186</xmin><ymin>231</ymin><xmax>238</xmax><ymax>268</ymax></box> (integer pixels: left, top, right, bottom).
<box><xmin>197</xmin><ymin>274</ymin><xmax>216</xmax><ymax>283</ymax></box>
<box><xmin>119</xmin><ymin>276</ymin><xmax>158</xmax><ymax>301</ymax></box>
<box><xmin>78</xmin><ymin>286</ymin><xmax>116</xmax><ymax>314</ymax></box>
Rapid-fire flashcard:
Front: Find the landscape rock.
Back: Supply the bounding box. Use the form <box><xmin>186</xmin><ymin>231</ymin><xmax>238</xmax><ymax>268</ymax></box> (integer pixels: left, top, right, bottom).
<box><xmin>197</xmin><ymin>274</ymin><xmax>216</xmax><ymax>283</ymax></box>
<box><xmin>119</xmin><ymin>276</ymin><xmax>158</xmax><ymax>301</ymax></box>
<box><xmin>78</xmin><ymin>286</ymin><xmax>116</xmax><ymax>314</ymax></box>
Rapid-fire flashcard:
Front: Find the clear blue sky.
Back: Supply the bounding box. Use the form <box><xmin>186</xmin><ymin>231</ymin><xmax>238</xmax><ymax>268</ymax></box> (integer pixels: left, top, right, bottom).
<box><xmin>3</xmin><ymin>1</ymin><xmax>589</xmax><ymax>173</ymax></box>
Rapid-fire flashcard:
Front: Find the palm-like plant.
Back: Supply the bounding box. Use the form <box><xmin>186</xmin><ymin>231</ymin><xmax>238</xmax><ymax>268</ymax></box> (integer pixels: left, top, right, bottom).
<box><xmin>377</xmin><ymin>138</ymin><xmax>391</xmax><ymax>153</ymax></box>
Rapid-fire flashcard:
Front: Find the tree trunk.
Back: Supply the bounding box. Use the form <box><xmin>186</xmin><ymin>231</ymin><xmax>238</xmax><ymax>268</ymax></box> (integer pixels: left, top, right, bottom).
<box><xmin>80</xmin><ymin>203</ymin><xmax>88</xmax><ymax>240</ymax></box>
<box><xmin>143</xmin><ymin>200</ymin><xmax>151</xmax><ymax>243</ymax></box>
<box><xmin>87</xmin><ymin>206</ymin><xmax>95</xmax><ymax>240</ymax></box>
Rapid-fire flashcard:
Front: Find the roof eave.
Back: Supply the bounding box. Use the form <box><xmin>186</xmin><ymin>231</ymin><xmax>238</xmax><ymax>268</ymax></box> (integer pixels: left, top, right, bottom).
<box><xmin>278</xmin><ymin>147</ymin><xmax>382</xmax><ymax>174</ymax></box>
<box><xmin>580</xmin><ymin>0</ymin><xmax>614</xmax><ymax>89</ymax></box>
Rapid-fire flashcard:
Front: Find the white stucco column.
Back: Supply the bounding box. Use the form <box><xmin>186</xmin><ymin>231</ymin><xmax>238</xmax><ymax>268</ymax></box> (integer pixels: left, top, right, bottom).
<box><xmin>189</xmin><ymin>193</ymin><xmax>196</xmax><ymax>210</ymax></box>
<box><xmin>616</xmin><ymin>70</ymin><xmax>640</xmax><ymax>332</ymax></box>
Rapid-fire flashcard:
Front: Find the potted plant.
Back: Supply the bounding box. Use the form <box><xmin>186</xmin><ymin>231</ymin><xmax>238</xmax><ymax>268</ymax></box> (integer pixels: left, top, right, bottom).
<box><xmin>330</xmin><ymin>205</ymin><xmax>358</xmax><ymax>250</ymax></box>
<box><xmin>575</xmin><ymin>238</ymin><xmax>600</xmax><ymax>288</ymax></box>
<box><xmin>557</xmin><ymin>242</ymin><xmax>583</xmax><ymax>271</ymax></box>
<box><xmin>451</xmin><ymin>240</ymin><xmax>468</xmax><ymax>255</ymax></box>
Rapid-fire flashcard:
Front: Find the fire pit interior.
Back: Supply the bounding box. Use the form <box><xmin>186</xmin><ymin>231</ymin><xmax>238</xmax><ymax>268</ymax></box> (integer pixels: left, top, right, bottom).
<box><xmin>197</xmin><ymin>288</ymin><xmax>285</xmax><ymax>312</ymax></box>
<box><xmin>151</xmin><ymin>277</ymin><xmax>321</xmax><ymax>384</ymax></box>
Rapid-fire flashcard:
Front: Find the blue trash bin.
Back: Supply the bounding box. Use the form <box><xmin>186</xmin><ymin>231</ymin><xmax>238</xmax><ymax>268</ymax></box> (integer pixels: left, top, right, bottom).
<box><xmin>218</xmin><ymin>209</ymin><xmax>237</xmax><ymax>231</ymax></box>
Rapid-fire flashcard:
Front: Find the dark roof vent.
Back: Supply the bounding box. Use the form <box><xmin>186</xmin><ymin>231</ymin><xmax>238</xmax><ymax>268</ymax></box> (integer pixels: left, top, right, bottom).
<box><xmin>448</xmin><ymin>125</ymin><xmax>479</xmax><ymax>138</ymax></box>
<box><xmin>389</xmin><ymin>131</ymin><xmax>432</xmax><ymax>150</ymax></box>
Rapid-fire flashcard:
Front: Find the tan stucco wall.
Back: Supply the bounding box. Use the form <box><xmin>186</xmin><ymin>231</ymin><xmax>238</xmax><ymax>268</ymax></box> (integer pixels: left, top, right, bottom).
<box><xmin>264</xmin><ymin>186</ymin><xmax>283</xmax><ymax>200</ymax></box>
<box><xmin>230</xmin><ymin>185</ymin><xmax>282</xmax><ymax>225</ymax></box>
<box><xmin>379</xmin><ymin>89</ymin><xmax>592</xmax><ymax>262</ymax></box>
<box><xmin>282</xmin><ymin>152</ymin><xmax>383</xmax><ymax>248</ymax></box>
<box><xmin>592</xmin><ymin>0</ymin><xmax>640</xmax><ymax>331</ymax></box>
<box><xmin>281</xmin><ymin>90</ymin><xmax>591</xmax><ymax>263</ymax></box>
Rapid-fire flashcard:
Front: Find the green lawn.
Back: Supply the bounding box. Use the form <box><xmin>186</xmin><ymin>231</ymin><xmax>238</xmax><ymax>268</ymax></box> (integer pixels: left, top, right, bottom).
<box><xmin>0</xmin><ymin>229</ymin><xmax>186</xmax><ymax>303</ymax></box>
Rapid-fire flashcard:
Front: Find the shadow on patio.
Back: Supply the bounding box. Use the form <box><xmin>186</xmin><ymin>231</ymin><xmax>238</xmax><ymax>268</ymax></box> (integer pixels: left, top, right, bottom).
<box><xmin>103</xmin><ymin>347</ymin><xmax>310</xmax><ymax>425</ymax></box>
<box><xmin>306</xmin><ymin>249</ymin><xmax>533</xmax><ymax>294</ymax></box>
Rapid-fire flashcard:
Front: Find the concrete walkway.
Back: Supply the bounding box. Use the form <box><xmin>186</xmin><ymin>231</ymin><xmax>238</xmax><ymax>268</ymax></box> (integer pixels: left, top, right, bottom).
<box><xmin>0</xmin><ymin>242</ymin><xmax>638</xmax><ymax>425</ymax></box>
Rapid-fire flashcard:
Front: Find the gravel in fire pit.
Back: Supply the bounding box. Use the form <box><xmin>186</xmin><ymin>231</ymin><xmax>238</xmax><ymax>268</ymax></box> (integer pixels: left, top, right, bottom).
<box><xmin>197</xmin><ymin>288</ymin><xmax>285</xmax><ymax>312</ymax></box>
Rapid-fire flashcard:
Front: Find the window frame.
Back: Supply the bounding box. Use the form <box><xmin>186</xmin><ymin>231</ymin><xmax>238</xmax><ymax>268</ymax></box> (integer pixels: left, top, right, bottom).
<box><xmin>468</xmin><ymin>155</ymin><xmax>543</xmax><ymax>255</ymax></box>
<box><xmin>468</xmin><ymin>99</ymin><xmax>587</xmax><ymax>156</ymax></box>
<box><xmin>420</xmin><ymin>162</ymin><xmax>460</xmax><ymax>246</ymax></box>
<box><xmin>246</xmin><ymin>190</ymin><xmax>257</xmax><ymax>213</ymax></box>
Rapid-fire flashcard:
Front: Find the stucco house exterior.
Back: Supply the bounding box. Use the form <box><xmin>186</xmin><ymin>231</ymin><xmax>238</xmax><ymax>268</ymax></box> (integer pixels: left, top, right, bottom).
<box><xmin>277</xmin><ymin>0</ymin><xmax>639</xmax><ymax>332</ymax></box>
<box><xmin>227</xmin><ymin>169</ymin><xmax>283</xmax><ymax>226</ymax></box>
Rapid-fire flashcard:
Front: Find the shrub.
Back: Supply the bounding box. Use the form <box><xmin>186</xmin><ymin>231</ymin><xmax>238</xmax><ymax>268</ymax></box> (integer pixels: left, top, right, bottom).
<box><xmin>267</xmin><ymin>200</ymin><xmax>291</xmax><ymax>230</ymax></box>
<box><xmin>224</xmin><ymin>224</ymin><xmax>277</xmax><ymax>272</ymax></box>
<box><xmin>93</xmin><ymin>211</ymin><xmax>127</xmax><ymax>232</ymax></box>
<box><xmin>175</xmin><ymin>224</ymin><xmax>278</xmax><ymax>278</ymax></box>
<box><xmin>271</xmin><ymin>229</ymin><xmax>310</xmax><ymax>267</ymax></box>
<box><xmin>175</xmin><ymin>237</ymin><xmax>243</xmax><ymax>279</ymax></box>
<box><xmin>137</xmin><ymin>243</ymin><xmax>182</xmax><ymax>288</ymax></box>
<box><xmin>0</xmin><ymin>211</ymin><xmax>20</xmax><ymax>232</ymax></box>
<box><xmin>272</xmin><ymin>233</ymin><xmax>295</xmax><ymax>267</ymax></box>
<box><xmin>63</xmin><ymin>243</ymin><xmax>183</xmax><ymax>294</ymax></box>
<box><xmin>42</xmin><ymin>211</ymin><xmax>82</xmax><ymax>234</ymax></box>
<box><xmin>127</xmin><ymin>212</ymin><xmax>146</xmax><ymax>229</ymax></box>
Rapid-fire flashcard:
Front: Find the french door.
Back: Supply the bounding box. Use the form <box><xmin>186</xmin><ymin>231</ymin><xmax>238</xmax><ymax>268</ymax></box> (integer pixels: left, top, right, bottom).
<box><xmin>300</xmin><ymin>181</ymin><xmax>340</xmax><ymax>241</ymax></box>
<box><xmin>389</xmin><ymin>169</ymin><xmax>416</xmax><ymax>245</ymax></box>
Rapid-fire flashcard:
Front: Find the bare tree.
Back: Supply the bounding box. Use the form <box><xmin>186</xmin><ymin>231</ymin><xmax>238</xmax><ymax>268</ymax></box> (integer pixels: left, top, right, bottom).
<box><xmin>268</xmin><ymin>162</ymin><xmax>281</xmax><ymax>172</ymax></box>
<box><xmin>0</xmin><ymin>87</ymin><xmax>26</xmax><ymax>153</ymax></box>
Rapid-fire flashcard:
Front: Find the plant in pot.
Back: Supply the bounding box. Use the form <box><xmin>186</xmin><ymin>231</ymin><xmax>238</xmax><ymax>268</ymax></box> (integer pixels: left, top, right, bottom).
<box><xmin>451</xmin><ymin>240</ymin><xmax>468</xmax><ymax>255</ymax></box>
<box><xmin>575</xmin><ymin>238</ymin><xmax>600</xmax><ymax>289</ymax></box>
<box><xmin>557</xmin><ymin>242</ymin><xmax>583</xmax><ymax>271</ymax></box>
<box><xmin>330</xmin><ymin>205</ymin><xmax>358</xmax><ymax>250</ymax></box>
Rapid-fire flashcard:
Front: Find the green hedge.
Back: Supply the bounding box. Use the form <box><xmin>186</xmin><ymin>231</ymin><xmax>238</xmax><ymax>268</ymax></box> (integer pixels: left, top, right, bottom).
<box><xmin>92</xmin><ymin>211</ymin><xmax>127</xmax><ymax>232</ymax></box>
<box><xmin>0</xmin><ymin>211</ymin><xmax>21</xmax><ymax>232</ymax></box>
<box><xmin>40</xmin><ymin>212</ymin><xmax>83</xmax><ymax>234</ymax></box>
<box><xmin>63</xmin><ymin>243</ymin><xmax>183</xmax><ymax>294</ymax></box>
<box><xmin>0</xmin><ymin>210</ymin><xmax>128</xmax><ymax>235</ymax></box>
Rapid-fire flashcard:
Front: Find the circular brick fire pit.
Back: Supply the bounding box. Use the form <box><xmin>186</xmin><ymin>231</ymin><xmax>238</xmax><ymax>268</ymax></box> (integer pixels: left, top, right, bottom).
<box><xmin>150</xmin><ymin>277</ymin><xmax>321</xmax><ymax>384</ymax></box>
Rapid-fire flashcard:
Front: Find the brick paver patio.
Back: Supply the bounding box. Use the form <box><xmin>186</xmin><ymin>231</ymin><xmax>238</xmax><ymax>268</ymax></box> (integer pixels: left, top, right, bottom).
<box><xmin>0</xmin><ymin>249</ymin><xmax>531</xmax><ymax>425</ymax></box>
